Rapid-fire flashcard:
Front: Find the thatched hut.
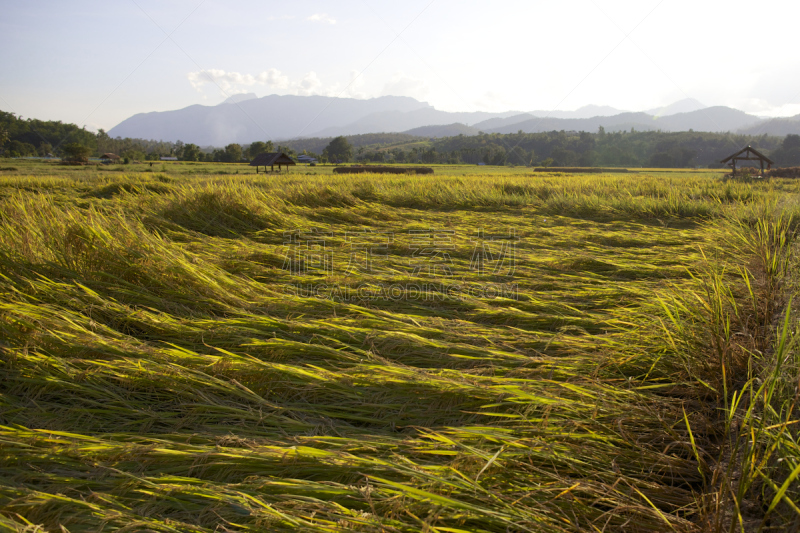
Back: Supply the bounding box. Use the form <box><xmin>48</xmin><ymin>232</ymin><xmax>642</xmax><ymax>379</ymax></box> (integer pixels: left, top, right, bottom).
<box><xmin>250</xmin><ymin>153</ymin><xmax>296</xmax><ymax>173</ymax></box>
<box><xmin>100</xmin><ymin>153</ymin><xmax>121</xmax><ymax>164</ymax></box>
<box><xmin>720</xmin><ymin>146</ymin><xmax>774</xmax><ymax>177</ymax></box>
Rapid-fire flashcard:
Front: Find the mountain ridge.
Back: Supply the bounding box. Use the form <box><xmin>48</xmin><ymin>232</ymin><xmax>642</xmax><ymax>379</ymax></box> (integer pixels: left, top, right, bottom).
<box><xmin>484</xmin><ymin>107</ymin><xmax>763</xmax><ymax>135</ymax></box>
<box><xmin>107</xmin><ymin>95</ymin><xmax>800</xmax><ymax>145</ymax></box>
<box><xmin>403</xmin><ymin>123</ymin><xmax>481</xmax><ymax>138</ymax></box>
<box><xmin>646</xmin><ymin>98</ymin><xmax>707</xmax><ymax>117</ymax></box>
<box><xmin>108</xmin><ymin>94</ymin><xmax>433</xmax><ymax>146</ymax></box>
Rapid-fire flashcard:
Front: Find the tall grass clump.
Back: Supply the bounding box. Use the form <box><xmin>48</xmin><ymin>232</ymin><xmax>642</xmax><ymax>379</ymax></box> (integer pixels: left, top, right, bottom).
<box><xmin>629</xmin><ymin>202</ymin><xmax>800</xmax><ymax>531</ymax></box>
<box><xmin>156</xmin><ymin>181</ymin><xmax>286</xmax><ymax>237</ymax></box>
<box><xmin>0</xmin><ymin>193</ymin><xmax>263</xmax><ymax>317</ymax></box>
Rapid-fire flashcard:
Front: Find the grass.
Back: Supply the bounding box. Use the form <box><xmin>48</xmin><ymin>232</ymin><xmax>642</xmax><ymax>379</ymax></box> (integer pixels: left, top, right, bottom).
<box><xmin>0</xmin><ymin>160</ymin><xmax>799</xmax><ymax>531</ymax></box>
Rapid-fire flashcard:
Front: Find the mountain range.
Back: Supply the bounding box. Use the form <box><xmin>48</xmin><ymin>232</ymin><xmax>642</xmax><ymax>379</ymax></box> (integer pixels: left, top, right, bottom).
<box><xmin>106</xmin><ymin>94</ymin><xmax>800</xmax><ymax>146</ymax></box>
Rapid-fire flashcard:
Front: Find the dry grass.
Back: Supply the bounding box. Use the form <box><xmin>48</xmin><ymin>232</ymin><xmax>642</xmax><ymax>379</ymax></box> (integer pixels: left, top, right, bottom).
<box><xmin>0</xmin><ymin>163</ymin><xmax>799</xmax><ymax>531</ymax></box>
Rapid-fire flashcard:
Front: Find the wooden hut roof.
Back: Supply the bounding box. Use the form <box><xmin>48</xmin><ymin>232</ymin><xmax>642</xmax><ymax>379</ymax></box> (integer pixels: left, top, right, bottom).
<box><xmin>249</xmin><ymin>152</ymin><xmax>296</xmax><ymax>166</ymax></box>
<box><xmin>720</xmin><ymin>146</ymin><xmax>774</xmax><ymax>165</ymax></box>
<box><xmin>100</xmin><ymin>153</ymin><xmax>121</xmax><ymax>160</ymax></box>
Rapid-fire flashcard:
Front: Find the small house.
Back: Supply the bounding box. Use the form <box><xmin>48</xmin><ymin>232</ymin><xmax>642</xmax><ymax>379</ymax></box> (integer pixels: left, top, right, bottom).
<box><xmin>720</xmin><ymin>146</ymin><xmax>774</xmax><ymax>177</ymax></box>
<box><xmin>250</xmin><ymin>152</ymin><xmax>297</xmax><ymax>173</ymax></box>
<box><xmin>100</xmin><ymin>153</ymin><xmax>121</xmax><ymax>164</ymax></box>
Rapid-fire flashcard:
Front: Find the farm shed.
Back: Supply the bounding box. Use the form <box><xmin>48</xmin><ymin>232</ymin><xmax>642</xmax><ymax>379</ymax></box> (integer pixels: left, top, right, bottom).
<box><xmin>100</xmin><ymin>153</ymin><xmax>120</xmax><ymax>163</ymax></box>
<box><xmin>721</xmin><ymin>146</ymin><xmax>774</xmax><ymax>177</ymax></box>
<box><xmin>250</xmin><ymin>152</ymin><xmax>296</xmax><ymax>173</ymax></box>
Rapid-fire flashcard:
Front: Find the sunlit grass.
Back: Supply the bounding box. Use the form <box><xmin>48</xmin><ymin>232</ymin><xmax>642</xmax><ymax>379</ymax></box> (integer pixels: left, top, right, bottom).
<box><xmin>1</xmin><ymin>161</ymin><xmax>799</xmax><ymax>531</ymax></box>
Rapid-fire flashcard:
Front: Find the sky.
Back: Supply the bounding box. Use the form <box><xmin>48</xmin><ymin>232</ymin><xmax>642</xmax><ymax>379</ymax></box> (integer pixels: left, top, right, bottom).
<box><xmin>2</xmin><ymin>0</ymin><xmax>800</xmax><ymax>131</ymax></box>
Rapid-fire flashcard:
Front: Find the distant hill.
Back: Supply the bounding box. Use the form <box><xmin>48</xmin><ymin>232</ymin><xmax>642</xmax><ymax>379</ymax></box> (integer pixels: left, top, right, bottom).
<box><xmin>738</xmin><ymin>114</ymin><xmax>800</xmax><ymax>136</ymax></box>
<box><xmin>484</xmin><ymin>107</ymin><xmax>763</xmax><ymax>134</ymax></box>
<box><xmin>646</xmin><ymin>98</ymin><xmax>707</xmax><ymax>117</ymax></box>
<box><xmin>484</xmin><ymin>112</ymin><xmax>657</xmax><ymax>134</ymax></box>
<box><xmin>658</xmin><ymin>106</ymin><xmax>761</xmax><ymax>132</ymax></box>
<box><xmin>526</xmin><ymin>104</ymin><xmax>627</xmax><ymax>119</ymax></box>
<box><xmin>306</xmin><ymin>108</ymin><xmax>521</xmax><ymax>138</ymax></box>
<box><xmin>473</xmin><ymin>114</ymin><xmax>536</xmax><ymax>132</ymax></box>
<box><xmin>403</xmin><ymin>123</ymin><xmax>480</xmax><ymax>138</ymax></box>
<box><xmin>11</xmin><ymin>105</ymin><xmax>799</xmax><ymax>168</ymax></box>
<box><xmin>219</xmin><ymin>93</ymin><xmax>258</xmax><ymax>105</ymax></box>
<box><xmin>108</xmin><ymin>95</ymin><xmax>433</xmax><ymax>146</ymax></box>
<box><xmin>106</xmin><ymin>95</ymin><xmax>799</xmax><ymax>146</ymax></box>
<box><xmin>472</xmin><ymin>105</ymin><xmax>626</xmax><ymax>132</ymax></box>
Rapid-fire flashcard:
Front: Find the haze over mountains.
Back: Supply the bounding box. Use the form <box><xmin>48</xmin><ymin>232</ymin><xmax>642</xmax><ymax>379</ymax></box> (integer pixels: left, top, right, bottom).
<box><xmin>107</xmin><ymin>94</ymin><xmax>800</xmax><ymax>146</ymax></box>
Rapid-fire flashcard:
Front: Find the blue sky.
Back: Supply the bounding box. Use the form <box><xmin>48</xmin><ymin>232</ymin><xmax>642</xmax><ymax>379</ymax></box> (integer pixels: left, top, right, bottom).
<box><xmin>2</xmin><ymin>0</ymin><xmax>800</xmax><ymax>131</ymax></box>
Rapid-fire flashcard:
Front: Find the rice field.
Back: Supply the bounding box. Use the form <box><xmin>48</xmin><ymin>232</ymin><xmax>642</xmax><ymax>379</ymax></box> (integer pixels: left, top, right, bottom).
<box><xmin>1</xmin><ymin>162</ymin><xmax>799</xmax><ymax>532</ymax></box>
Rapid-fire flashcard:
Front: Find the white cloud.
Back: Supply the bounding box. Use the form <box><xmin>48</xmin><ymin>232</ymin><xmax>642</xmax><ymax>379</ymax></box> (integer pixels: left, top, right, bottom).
<box><xmin>307</xmin><ymin>13</ymin><xmax>336</xmax><ymax>25</ymax></box>
<box><xmin>256</xmin><ymin>68</ymin><xmax>290</xmax><ymax>90</ymax></box>
<box><xmin>736</xmin><ymin>99</ymin><xmax>800</xmax><ymax>118</ymax></box>
<box><xmin>763</xmin><ymin>104</ymin><xmax>800</xmax><ymax>118</ymax></box>
<box><xmin>188</xmin><ymin>68</ymin><xmax>293</xmax><ymax>94</ymax></box>
<box><xmin>296</xmin><ymin>72</ymin><xmax>324</xmax><ymax>96</ymax></box>
<box><xmin>188</xmin><ymin>69</ymin><xmax>258</xmax><ymax>93</ymax></box>
<box><xmin>294</xmin><ymin>71</ymin><xmax>368</xmax><ymax>99</ymax></box>
<box><xmin>341</xmin><ymin>70</ymin><xmax>368</xmax><ymax>99</ymax></box>
<box><xmin>186</xmin><ymin>69</ymin><xmax>368</xmax><ymax>100</ymax></box>
<box><xmin>381</xmin><ymin>72</ymin><xmax>429</xmax><ymax>100</ymax></box>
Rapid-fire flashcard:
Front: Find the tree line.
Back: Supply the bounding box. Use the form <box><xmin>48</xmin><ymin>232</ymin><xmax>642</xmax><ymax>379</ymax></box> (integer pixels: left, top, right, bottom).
<box><xmin>4</xmin><ymin>109</ymin><xmax>800</xmax><ymax>168</ymax></box>
<box><xmin>347</xmin><ymin>129</ymin><xmax>799</xmax><ymax>168</ymax></box>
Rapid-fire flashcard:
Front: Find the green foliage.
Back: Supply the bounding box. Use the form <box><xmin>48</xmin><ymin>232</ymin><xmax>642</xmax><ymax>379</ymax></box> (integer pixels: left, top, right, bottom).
<box><xmin>551</xmin><ymin>147</ymin><xmax>577</xmax><ymax>166</ymax></box>
<box><xmin>36</xmin><ymin>142</ymin><xmax>53</xmax><ymax>157</ymax></box>
<box><xmin>60</xmin><ymin>142</ymin><xmax>91</xmax><ymax>162</ymax></box>
<box><xmin>280</xmin><ymin>132</ymin><xmax>423</xmax><ymax>155</ymax></box>
<box><xmin>322</xmin><ymin>135</ymin><xmax>353</xmax><ymax>163</ymax></box>
<box><xmin>0</xmin><ymin>127</ymin><xmax>8</xmax><ymax>151</ymax></box>
<box><xmin>5</xmin><ymin>108</ymin><xmax>799</xmax><ymax>171</ymax></box>
<box><xmin>649</xmin><ymin>151</ymin><xmax>675</xmax><ymax>167</ymax></box>
<box><xmin>180</xmin><ymin>143</ymin><xmax>202</xmax><ymax>162</ymax></box>
<box><xmin>97</xmin><ymin>128</ymin><xmax>176</xmax><ymax>159</ymax></box>
<box><xmin>770</xmin><ymin>134</ymin><xmax>800</xmax><ymax>165</ymax></box>
<box><xmin>267</xmin><ymin>129</ymin><xmax>785</xmax><ymax>168</ymax></box>
<box><xmin>5</xmin><ymin>139</ymin><xmax>37</xmax><ymax>157</ymax></box>
<box><xmin>508</xmin><ymin>145</ymin><xmax>531</xmax><ymax>165</ymax></box>
<box><xmin>224</xmin><ymin>143</ymin><xmax>243</xmax><ymax>163</ymax></box>
<box><xmin>122</xmin><ymin>149</ymin><xmax>146</xmax><ymax>162</ymax></box>
<box><xmin>275</xmin><ymin>144</ymin><xmax>297</xmax><ymax>159</ymax></box>
<box><xmin>0</xmin><ymin>110</ymin><xmax>96</xmax><ymax>153</ymax></box>
<box><xmin>385</xmin><ymin>130</ymin><xmax>780</xmax><ymax>167</ymax></box>
<box><xmin>247</xmin><ymin>140</ymin><xmax>274</xmax><ymax>159</ymax></box>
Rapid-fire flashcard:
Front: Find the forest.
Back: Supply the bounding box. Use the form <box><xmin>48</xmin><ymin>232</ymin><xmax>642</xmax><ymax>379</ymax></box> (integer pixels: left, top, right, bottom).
<box><xmin>3</xmin><ymin>109</ymin><xmax>800</xmax><ymax>167</ymax></box>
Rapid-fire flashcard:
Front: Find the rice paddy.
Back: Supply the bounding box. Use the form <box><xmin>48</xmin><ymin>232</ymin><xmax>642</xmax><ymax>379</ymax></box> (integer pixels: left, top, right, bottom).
<box><xmin>1</xmin><ymin>162</ymin><xmax>799</xmax><ymax>532</ymax></box>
